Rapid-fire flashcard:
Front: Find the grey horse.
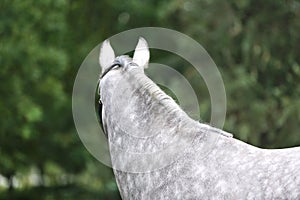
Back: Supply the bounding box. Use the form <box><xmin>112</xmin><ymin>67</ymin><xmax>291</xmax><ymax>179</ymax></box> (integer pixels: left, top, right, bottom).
<box><xmin>98</xmin><ymin>37</ymin><xmax>300</xmax><ymax>200</ymax></box>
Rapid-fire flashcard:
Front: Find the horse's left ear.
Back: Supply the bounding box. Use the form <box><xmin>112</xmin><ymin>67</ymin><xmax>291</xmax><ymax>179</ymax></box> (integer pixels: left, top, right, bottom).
<box><xmin>133</xmin><ymin>37</ymin><xmax>150</xmax><ymax>68</ymax></box>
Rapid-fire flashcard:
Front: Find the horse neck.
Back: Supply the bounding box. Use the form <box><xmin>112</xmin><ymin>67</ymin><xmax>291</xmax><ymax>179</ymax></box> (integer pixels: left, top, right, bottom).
<box><xmin>102</xmin><ymin>68</ymin><xmax>201</xmax><ymax>153</ymax></box>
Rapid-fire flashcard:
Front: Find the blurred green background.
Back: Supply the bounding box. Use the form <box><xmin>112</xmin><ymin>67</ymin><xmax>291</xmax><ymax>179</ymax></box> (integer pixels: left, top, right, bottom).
<box><xmin>1</xmin><ymin>0</ymin><xmax>299</xmax><ymax>199</ymax></box>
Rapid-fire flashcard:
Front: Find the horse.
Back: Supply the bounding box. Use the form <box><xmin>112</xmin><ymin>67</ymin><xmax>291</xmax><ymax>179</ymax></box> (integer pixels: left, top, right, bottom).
<box><xmin>98</xmin><ymin>37</ymin><xmax>300</xmax><ymax>200</ymax></box>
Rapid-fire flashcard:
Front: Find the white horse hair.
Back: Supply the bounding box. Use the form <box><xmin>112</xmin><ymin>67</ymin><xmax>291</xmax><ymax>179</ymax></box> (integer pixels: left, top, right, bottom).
<box><xmin>99</xmin><ymin>37</ymin><xmax>300</xmax><ymax>200</ymax></box>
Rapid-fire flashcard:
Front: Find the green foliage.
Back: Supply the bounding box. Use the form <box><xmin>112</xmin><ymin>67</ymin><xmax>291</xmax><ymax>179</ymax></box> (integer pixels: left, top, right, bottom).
<box><xmin>0</xmin><ymin>0</ymin><xmax>87</xmax><ymax>194</ymax></box>
<box><xmin>1</xmin><ymin>0</ymin><xmax>299</xmax><ymax>199</ymax></box>
<box><xmin>0</xmin><ymin>185</ymin><xmax>121</xmax><ymax>200</ymax></box>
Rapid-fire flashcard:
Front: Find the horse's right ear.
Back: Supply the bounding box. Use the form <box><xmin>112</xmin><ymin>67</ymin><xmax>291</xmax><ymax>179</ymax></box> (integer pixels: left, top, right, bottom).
<box><xmin>133</xmin><ymin>37</ymin><xmax>150</xmax><ymax>68</ymax></box>
<box><xmin>99</xmin><ymin>40</ymin><xmax>115</xmax><ymax>72</ymax></box>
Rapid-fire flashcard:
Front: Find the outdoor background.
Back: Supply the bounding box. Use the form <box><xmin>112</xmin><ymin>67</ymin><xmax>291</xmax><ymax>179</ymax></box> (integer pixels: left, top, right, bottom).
<box><xmin>1</xmin><ymin>0</ymin><xmax>300</xmax><ymax>199</ymax></box>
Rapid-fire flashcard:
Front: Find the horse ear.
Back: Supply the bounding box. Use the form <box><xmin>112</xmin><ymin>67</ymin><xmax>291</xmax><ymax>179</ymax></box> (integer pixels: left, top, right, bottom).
<box><xmin>133</xmin><ymin>37</ymin><xmax>150</xmax><ymax>68</ymax></box>
<box><xmin>99</xmin><ymin>40</ymin><xmax>115</xmax><ymax>72</ymax></box>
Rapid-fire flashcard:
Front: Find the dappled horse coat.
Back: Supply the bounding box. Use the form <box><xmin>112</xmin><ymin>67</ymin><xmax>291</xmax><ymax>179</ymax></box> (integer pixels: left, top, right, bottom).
<box><xmin>99</xmin><ymin>38</ymin><xmax>300</xmax><ymax>200</ymax></box>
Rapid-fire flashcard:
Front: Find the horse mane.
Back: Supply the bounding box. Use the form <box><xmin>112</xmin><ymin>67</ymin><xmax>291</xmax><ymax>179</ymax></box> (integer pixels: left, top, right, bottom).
<box><xmin>125</xmin><ymin>65</ymin><xmax>232</xmax><ymax>137</ymax></box>
<box><xmin>128</xmin><ymin>68</ymin><xmax>188</xmax><ymax>118</ymax></box>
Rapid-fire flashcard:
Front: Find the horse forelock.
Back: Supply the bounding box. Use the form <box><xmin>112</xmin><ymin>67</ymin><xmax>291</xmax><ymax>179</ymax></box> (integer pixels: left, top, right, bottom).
<box><xmin>114</xmin><ymin>55</ymin><xmax>133</xmax><ymax>68</ymax></box>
